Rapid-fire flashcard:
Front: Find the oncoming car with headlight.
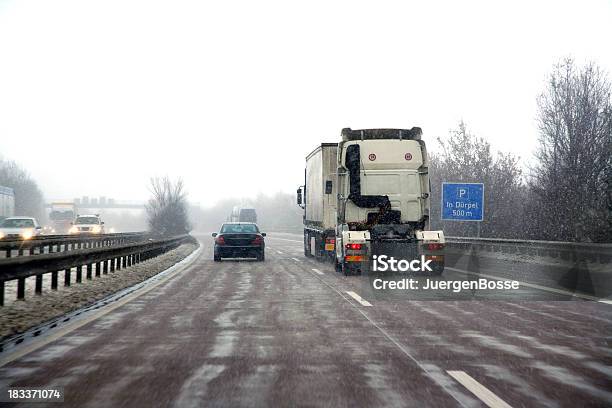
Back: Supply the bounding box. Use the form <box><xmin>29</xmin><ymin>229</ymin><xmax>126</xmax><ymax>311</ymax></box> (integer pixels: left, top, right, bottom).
<box><xmin>0</xmin><ymin>217</ymin><xmax>42</xmax><ymax>240</ymax></box>
<box><xmin>69</xmin><ymin>214</ymin><xmax>105</xmax><ymax>235</ymax></box>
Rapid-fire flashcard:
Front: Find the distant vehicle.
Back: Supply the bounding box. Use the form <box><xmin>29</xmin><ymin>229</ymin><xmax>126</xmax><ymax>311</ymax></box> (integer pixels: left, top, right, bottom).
<box><xmin>0</xmin><ymin>186</ymin><xmax>15</xmax><ymax>222</ymax></box>
<box><xmin>69</xmin><ymin>214</ymin><xmax>105</xmax><ymax>235</ymax></box>
<box><xmin>212</xmin><ymin>222</ymin><xmax>266</xmax><ymax>262</ymax></box>
<box><xmin>49</xmin><ymin>201</ymin><xmax>77</xmax><ymax>234</ymax></box>
<box><xmin>0</xmin><ymin>216</ymin><xmax>42</xmax><ymax>240</ymax></box>
<box><xmin>239</xmin><ymin>208</ymin><xmax>257</xmax><ymax>223</ymax></box>
<box><xmin>229</xmin><ymin>206</ymin><xmax>258</xmax><ymax>223</ymax></box>
<box><xmin>297</xmin><ymin>128</ymin><xmax>445</xmax><ymax>275</ymax></box>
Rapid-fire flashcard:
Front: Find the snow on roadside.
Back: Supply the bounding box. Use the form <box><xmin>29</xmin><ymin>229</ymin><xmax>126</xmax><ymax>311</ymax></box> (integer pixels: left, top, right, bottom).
<box><xmin>0</xmin><ymin>242</ymin><xmax>198</xmax><ymax>340</ymax></box>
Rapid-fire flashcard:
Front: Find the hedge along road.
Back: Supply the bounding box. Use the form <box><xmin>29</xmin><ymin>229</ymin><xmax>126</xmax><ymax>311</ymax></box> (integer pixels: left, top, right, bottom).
<box><xmin>0</xmin><ymin>233</ymin><xmax>610</xmax><ymax>407</ymax></box>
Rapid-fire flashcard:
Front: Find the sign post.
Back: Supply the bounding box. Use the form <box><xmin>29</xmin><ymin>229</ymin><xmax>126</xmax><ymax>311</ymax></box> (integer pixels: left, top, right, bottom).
<box><xmin>441</xmin><ymin>183</ymin><xmax>484</xmax><ymax>235</ymax></box>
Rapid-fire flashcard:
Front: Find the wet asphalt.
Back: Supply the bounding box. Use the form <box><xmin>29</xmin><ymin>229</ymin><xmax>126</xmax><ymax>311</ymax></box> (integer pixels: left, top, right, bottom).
<box><xmin>0</xmin><ymin>233</ymin><xmax>610</xmax><ymax>407</ymax></box>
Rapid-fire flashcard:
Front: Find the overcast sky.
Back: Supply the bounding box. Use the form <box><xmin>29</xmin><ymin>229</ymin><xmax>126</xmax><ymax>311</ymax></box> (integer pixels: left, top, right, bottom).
<box><xmin>1</xmin><ymin>0</ymin><xmax>611</xmax><ymax>206</ymax></box>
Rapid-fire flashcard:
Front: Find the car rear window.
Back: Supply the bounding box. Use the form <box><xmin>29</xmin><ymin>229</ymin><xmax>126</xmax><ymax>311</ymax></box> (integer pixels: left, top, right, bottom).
<box><xmin>221</xmin><ymin>224</ymin><xmax>259</xmax><ymax>233</ymax></box>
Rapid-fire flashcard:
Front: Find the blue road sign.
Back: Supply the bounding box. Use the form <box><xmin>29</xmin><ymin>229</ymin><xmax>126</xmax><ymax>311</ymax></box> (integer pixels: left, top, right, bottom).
<box><xmin>441</xmin><ymin>183</ymin><xmax>484</xmax><ymax>221</ymax></box>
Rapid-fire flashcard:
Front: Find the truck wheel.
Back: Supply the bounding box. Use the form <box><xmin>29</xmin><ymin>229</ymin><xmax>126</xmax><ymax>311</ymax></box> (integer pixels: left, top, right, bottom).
<box><xmin>335</xmin><ymin>259</ymin><xmax>342</xmax><ymax>272</ymax></box>
<box><xmin>214</xmin><ymin>254</ymin><xmax>221</xmax><ymax>262</ymax></box>
<box><xmin>342</xmin><ymin>262</ymin><xmax>350</xmax><ymax>276</ymax></box>
<box><xmin>304</xmin><ymin>233</ymin><xmax>312</xmax><ymax>257</ymax></box>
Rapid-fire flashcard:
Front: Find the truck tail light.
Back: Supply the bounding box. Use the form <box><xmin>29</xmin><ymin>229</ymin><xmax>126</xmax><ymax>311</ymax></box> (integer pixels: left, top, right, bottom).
<box><xmin>345</xmin><ymin>255</ymin><xmax>365</xmax><ymax>262</ymax></box>
<box><xmin>345</xmin><ymin>243</ymin><xmax>362</xmax><ymax>250</ymax></box>
<box><xmin>427</xmin><ymin>243</ymin><xmax>444</xmax><ymax>251</ymax></box>
<box><xmin>252</xmin><ymin>235</ymin><xmax>263</xmax><ymax>245</ymax></box>
<box><xmin>216</xmin><ymin>236</ymin><xmax>225</xmax><ymax>245</ymax></box>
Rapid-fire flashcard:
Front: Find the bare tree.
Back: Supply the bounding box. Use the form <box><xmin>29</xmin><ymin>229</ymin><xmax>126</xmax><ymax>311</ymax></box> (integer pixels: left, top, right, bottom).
<box><xmin>530</xmin><ymin>59</ymin><xmax>612</xmax><ymax>242</ymax></box>
<box><xmin>146</xmin><ymin>177</ymin><xmax>191</xmax><ymax>236</ymax></box>
<box><xmin>0</xmin><ymin>157</ymin><xmax>45</xmax><ymax>221</ymax></box>
<box><xmin>430</xmin><ymin>121</ymin><xmax>526</xmax><ymax>238</ymax></box>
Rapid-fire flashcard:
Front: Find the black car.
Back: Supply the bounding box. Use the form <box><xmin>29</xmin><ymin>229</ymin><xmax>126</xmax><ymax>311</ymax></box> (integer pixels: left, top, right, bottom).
<box><xmin>213</xmin><ymin>222</ymin><xmax>266</xmax><ymax>261</ymax></box>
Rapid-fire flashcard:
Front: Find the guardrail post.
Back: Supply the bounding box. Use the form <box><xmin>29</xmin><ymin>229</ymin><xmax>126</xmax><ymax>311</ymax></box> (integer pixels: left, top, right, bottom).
<box><xmin>116</xmin><ymin>257</ymin><xmax>121</xmax><ymax>271</ymax></box>
<box><xmin>76</xmin><ymin>266</ymin><xmax>82</xmax><ymax>283</ymax></box>
<box><xmin>51</xmin><ymin>271</ymin><xmax>58</xmax><ymax>289</ymax></box>
<box><xmin>17</xmin><ymin>277</ymin><xmax>25</xmax><ymax>300</ymax></box>
<box><xmin>35</xmin><ymin>274</ymin><xmax>43</xmax><ymax>294</ymax></box>
<box><xmin>103</xmin><ymin>260</ymin><xmax>108</xmax><ymax>274</ymax></box>
<box><xmin>111</xmin><ymin>258</ymin><xmax>116</xmax><ymax>272</ymax></box>
<box><xmin>86</xmin><ymin>264</ymin><xmax>93</xmax><ymax>279</ymax></box>
<box><xmin>65</xmin><ymin>269</ymin><xmax>71</xmax><ymax>286</ymax></box>
<box><xmin>95</xmin><ymin>262</ymin><xmax>101</xmax><ymax>277</ymax></box>
<box><xmin>0</xmin><ymin>281</ymin><xmax>4</xmax><ymax>306</ymax></box>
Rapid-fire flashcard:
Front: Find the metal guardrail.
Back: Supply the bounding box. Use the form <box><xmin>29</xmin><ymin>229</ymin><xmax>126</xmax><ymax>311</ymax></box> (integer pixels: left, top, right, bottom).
<box><xmin>446</xmin><ymin>236</ymin><xmax>612</xmax><ymax>264</ymax></box>
<box><xmin>0</xmin><ymin>234</ymin><xmax>190</xmax><ymax>306</ymax></box>
<box><xmin>0</xmin><ymin>232</ymin><xmax>148</xmax><ymax>259</ymax></box>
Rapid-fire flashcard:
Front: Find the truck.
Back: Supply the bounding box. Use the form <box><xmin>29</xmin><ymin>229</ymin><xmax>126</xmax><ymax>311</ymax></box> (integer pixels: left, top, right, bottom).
<box><xmin>229</xmin><ymin>206</ymin><xmax>258</xmax><ymax>223</ymax></box>
<box><xmin>0</xmin><ymin>186</ymin><xmax>15</xmax><ymax>222</ymax></box>
<box><xmin>297</xmin><ymin>128</ymin><xmax>445</xmax><ymax>275</ymax></box>
<box><xmin>48</xmin><ymin>201</ymin><xmax>77</xmax><ymax>234</ymax></box>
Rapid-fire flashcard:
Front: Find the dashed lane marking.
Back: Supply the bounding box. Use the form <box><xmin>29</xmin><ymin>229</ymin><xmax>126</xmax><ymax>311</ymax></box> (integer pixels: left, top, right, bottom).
<box><xmin>446</xmin><ymin>266</ymin><xmax>612</xmax><ymax>305</ymax></box>
<box><xmin>291</xmin><ymin>257</ymin><xmax>301</xmax><ymax>262</ymax></box>
<box><xmin>312</xmin><ymin>268</ymin><xmax>324</xmax><ymax>275</ymax></box>
<box><xmin>447</xmin><ymin>370</ymin><xmax>512</xmax><ymax>408</ymax></box>
<box><xmin>346</xmin><ymin>291</ymin><xmax>372</xmax><ymax>307</ymax></box>
<box><xmin>276</xmin><ymin>251</ymin><xmax>284</xmax><ymax>255</ymax></box>
<box><xmin>304</xmin><ymin>265</ymin><xmax>470</xmax><ymax>407</ymax></box>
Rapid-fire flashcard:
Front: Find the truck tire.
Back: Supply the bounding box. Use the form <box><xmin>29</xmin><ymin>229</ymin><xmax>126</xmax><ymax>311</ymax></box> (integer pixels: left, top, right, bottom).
<box><xmin>335</xmin><ymin>258</ymin><xmax>342</xmax><ymax>272</ymax></box>
<box><xmin>214</xmin><ymin>254</ymin><xmax>221</xmax><ymax>262</ymax></box>
<box><xmin>341</xmin><ymin>262</ymin><xmax>350</xmax><ymax>276</ymax></box>
<box><xmin>304</xmin><ymin>232</ymin><xmax>312</xmax><ymax>257</ymax></box>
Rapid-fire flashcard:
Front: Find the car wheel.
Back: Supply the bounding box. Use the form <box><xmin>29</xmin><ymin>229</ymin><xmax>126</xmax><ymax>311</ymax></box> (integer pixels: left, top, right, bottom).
<box><xmin>258</xmin><ymin>250</ymin><xmax>265</xmax><ymax>262</ymax></box>
<box><xmin>214</xmin><ymin>254</ymin><xmax>221</xmax><ymax>262</ymax></box>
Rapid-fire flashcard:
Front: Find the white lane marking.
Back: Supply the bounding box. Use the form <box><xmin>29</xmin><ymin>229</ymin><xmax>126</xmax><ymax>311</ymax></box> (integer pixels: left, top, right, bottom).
<box><xmin>0</xmin><ymin>243</ymin><xmax>203</xmax><ymax>367</ymax></box>
<box><xmin>312</xmin><ymin>268</ymin><xmax>324</xmax><ymax>275</ymax></box>
<box><xmin>305</xmin><ymin>268</ymin><xmax>470</xmax><ymax>407</ymax></box>
<box><xmin>447</xmin><ymin>371</ymin><xmax>512</xmax><ymax>408</ymax></box>
<box><xmin>446</xmin><ymin>266</ymin><xmax>612</xmax><ymax>305</ymax></box>
<box><xmin>346</xmin><ymin>291</ymin><xmax>372</xmax><ymax>307</ymax></box>
<box><xmin>276</xmin><ymin>251</ymin><xmax>284</xmax><ymax>255</ymax></box>
<box><xmin>291</xmin><ymin>257</ymin><xmax>301</xmax><ymax>262</ymax></box>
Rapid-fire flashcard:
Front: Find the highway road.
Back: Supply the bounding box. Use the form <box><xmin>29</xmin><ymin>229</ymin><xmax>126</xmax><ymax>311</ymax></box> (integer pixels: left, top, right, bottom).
<box><xmin>0</xmin><ymin>233</ymin><xmax>611</xmax><ymax>407</ymax></box>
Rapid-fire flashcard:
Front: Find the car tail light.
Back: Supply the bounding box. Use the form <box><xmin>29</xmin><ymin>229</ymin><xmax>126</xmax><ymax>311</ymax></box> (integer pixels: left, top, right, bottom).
<box><xmin>427</xmin><ymin>243</ymin><xmax>444</xmax><ymax>250</ymax></box>
<box><xmin>216</xmin><ymin>236</ymin><xmax>225</xmax><ymax>245</ymax></box>
<box><xmin>345</xmin><ymin>243</ymin><xmax>362</xmax><ymax>250</ymax></box>
<box><xmin>252</xmin><ymin>235</ymin><xmax>263</xmax><ymax>245</ymax></box>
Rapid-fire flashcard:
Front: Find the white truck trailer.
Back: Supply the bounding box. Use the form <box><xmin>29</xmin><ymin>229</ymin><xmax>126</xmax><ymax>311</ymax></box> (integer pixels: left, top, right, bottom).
<box><xmin>297</xmin><ymin>128</ymin><xmax>445</xmax><ymax>275</ymax></box>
